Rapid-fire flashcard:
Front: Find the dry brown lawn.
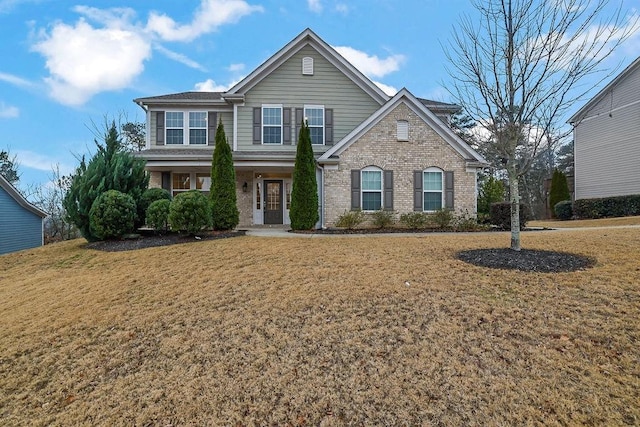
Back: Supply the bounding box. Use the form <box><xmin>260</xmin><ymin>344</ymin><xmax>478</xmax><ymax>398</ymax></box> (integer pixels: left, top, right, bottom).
<box><xmin>1</xmin><ymin>227</ymin><xmax>639</xmax><ymax>426</ymax></box>
<box><xmin>530</xmin><ymin>215</ymin><xmax>640</xmax><ymax>228</ymax></box>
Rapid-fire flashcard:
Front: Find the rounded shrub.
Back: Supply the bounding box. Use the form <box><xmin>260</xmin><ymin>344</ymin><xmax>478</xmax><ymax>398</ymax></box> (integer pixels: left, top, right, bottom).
<box><xmin>139</xmin><ymin>188</ymin><xmax>171</xmax><ymax>219</ymax></box>
<box><xmin>89</xmin><ymin>190</ymin><xmax>136</xmax><ymax>240</ymax></box>
<box><xmin>370</xmin><ymin>209</ymin><xmax>395</xmax><ymax>229</ymax></box>
<box><xmin>431</xmin><ymin>209</ymin><xmax>455</xmax><ymax>230</ymax></box>
<box><xmin>399</xmin><ymin>212</ymin><xmax>429</xmax><ymax>229</ymax></box>
<box><xmin>489</xmin><ymin>202</ymin><xmax>531</xmax><ymax>230</ymax></box>
<box><xmin>554</xmin><ymin>200</ymin><xmax>573</xmax><ymax>221</ymax></box>
<box><xmin>168</xmin><ymin>190</ymin><xmax>212</xmax><ymax>235</ymax></box>
<box><xmin>335</xmin><ymin>210</ymin><xmax>365</xmax><ymax>229</ymax></box>
<box><xmin>146</xmin><ymin>199</ymin><xmax>171</xmax><ymax>231</ymax></box>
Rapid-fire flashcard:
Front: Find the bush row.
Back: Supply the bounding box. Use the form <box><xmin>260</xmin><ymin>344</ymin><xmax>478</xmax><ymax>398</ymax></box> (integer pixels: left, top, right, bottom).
<box><xmin>572</xmin><ymin>195</ymin><xmax>640</xmax><ymax>219</ymax></box>
<box><xmin>335</xmin><ymin>209</ymin><xmax>486</xmax><ymax>231</ymax></box>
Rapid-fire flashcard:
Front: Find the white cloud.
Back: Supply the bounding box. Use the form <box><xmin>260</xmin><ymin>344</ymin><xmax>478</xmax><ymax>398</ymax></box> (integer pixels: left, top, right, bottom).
<box><xmin>0</xmin><ymin>0</ymin><xmax>44</xmax><ymax>14</ymax></box>
<box><xmin>14</xmin><ymin>149</ymin><xmax>72</xmax><ymax>174</ymax></box>
<box><xmin>32</xmin><ymin>14</ymin><xmax>151</xmax><ymax>106</ymax></box>
<box><xmin>373</xmin><ymin>81</ymin><xmax>397</xmax><ymax>96</ymax></box>
<box><xmin>154</xmin><ymin>44</ymin><xmax>206</xmax><ymax>71</ymax></box>
<box><xmin>194</xmin><ymin>78</ymin><xmax>230</xmax><ymax>92</ymax></box>
<box><xmin>333</xmin><ymin>45</ymin><xmax>405</xmax><ymax>78</ymax></box>
<box><xmin>0</xmin><ymin>102</ymin><xmax>19</xmax><ymax>118</ymax></box>
<box><xmin>335</xmin><ymin>3</ymin><xmax>349</xmax><ymax>15</ymax></box>
<box><xmin>147</xmin><ymin>0</ymin><xmax>263</xmax><ymax>42</ymax></box>
<box><xmin>228</xmin><ymin>63</ymin><xmax>245</xmax><ymax>72</ymax></box>
<box><xmin>308</xmin><ymin>0</ymin><xmax>322</xmax><ymax>13</ymax></box>
<box><xmin>0</xmin><ymin>72</ymin><xmax>34</xmax><ymax>88</ymax></box>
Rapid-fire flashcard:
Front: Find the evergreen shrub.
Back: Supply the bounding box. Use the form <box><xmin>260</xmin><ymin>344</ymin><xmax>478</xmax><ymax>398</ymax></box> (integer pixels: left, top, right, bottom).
<box><xmin>399</xmin><ymin>212</ymin><xmax>429</xmax><ymax>229</ymax></box>
<box><xmin>370</xmin><ymin>209</ymin><xmax>395</xmax><ymax>229</ymax></box>
<box><xmin>573</xmin><ymin>195</ymin><xmax>640</xmax><ymax>219</ymax></box>
<box><xmin>146</xmin><ymin>199</ymin><xmax>171</xmax><ymax>231</ymax></box>
<box><xmin>489</xmin><ymin>202</ymin><xmax>531</xmax><ymax>230</ymax></box>
<box><xmin>168</xmin><ymin>190</ymin><xmax>212</xmax><ymax>235</ymax></box>
<box><xmin>554</xmin><ymin>200</ymin><xmax>573</xmax><ymax>221</ymax></box>
<box><xmin>89</xmin><ymin>190</ymin><xmax>136</xmax><ymax>240</ymax></box>
<box><xmin>335</xmin><ymin>210</ymin><xmax>365</xmax><ymax>229</ymax></box>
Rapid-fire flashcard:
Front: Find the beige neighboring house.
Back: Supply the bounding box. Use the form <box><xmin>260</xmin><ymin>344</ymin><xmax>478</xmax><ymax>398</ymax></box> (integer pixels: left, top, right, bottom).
<box><xmin>134</xmin><ymin>28</ymin><xmax>487</xmax><ymax>228</ymax></box>
<box><xmin>569</xmin><ymin>57</ymin><xmax>640</xmax><ymax>200</ymax></box>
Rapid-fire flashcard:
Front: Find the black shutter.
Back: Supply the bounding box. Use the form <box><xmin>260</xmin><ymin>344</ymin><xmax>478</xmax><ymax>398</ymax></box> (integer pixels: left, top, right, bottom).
<box><xmin>208</xmin><ymin>112</ymin><xmax>217</xmax><ymax>146</ymax></box>
<box><xmin>413</xmin><ymin>170</ymin><xmax>423</xmax><ymax>211</ymax></box>
<box><xmin>383</xmin><ymin>170</ymin><xmax>393</xmax><ymax>211</ymax></box>
<box><xmin>351</xmin><ymin>169</ymin><xmax>361</xmax><ymax>210</ymax></box>
<box><xmin>283</xmin><ymin>108</ymin><xmax>291</xmax><ymax>145</ymax></box>
<box><xmin>156</xmin><ymin>111</ymin><xmax>165</xmax><ymax>145</ymax></box>
<box><xmin>325</xmin><ymin>108</ymin><xmax>333</xmax><ymax>145</ymax></box>
<box><xmin>295</xmin><ymin>108</ymin><xmax>304</xmax><ymax>145</ymax></box>
<box><xmin>161</xmin><ymin>172</ymin><xmax>171</xmax><ymax>192</ymax></box>
<box><xmin>253</xmin><ymin>107</ymin><xmax>261</xmax><ymax>144</ymax></box>
<box><xmin>445</xmin><ymin>171</ymin><xmax>454</xmax><ymax>209</ymax></box>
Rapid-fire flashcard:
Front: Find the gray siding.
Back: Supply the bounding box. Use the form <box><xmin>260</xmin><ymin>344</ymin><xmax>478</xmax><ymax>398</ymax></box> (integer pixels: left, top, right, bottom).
<box><xmin>0</xmin><ymin>188</ymin><xmax>43</xmax><ymax>254</ymax></box>
<box><xmin>574</xmin><ymin>98</ymin><xmax>640</xmax><ymax>199</ymax></box>
<box><xmin>149</xmin><ymin>110</ymin><xmax>234</xmax><ymax>147</ymax></box>
<box><xmin>576</xmin><ymin>67</ymin><xmax>640</xmax><ymax>121</ymax></box>
<box><xmin>237</xmin><ymin>45</ymin><xmax>381</xmax><ymax>152</ymax></box>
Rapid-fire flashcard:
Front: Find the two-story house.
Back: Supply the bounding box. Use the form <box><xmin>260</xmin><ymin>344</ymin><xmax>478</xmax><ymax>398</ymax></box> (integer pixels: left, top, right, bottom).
<box><xmin>134</xmin><ymin>28</ymin><xmax>487</xmax><ymax>228</ymax></box>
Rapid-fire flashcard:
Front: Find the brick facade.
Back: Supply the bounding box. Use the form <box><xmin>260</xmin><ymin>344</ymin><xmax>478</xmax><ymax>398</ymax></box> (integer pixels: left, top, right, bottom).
<box><xmin>323</xmin><ymin>103</ymin><xmax>477</xmax><ymax>227</ymax></box>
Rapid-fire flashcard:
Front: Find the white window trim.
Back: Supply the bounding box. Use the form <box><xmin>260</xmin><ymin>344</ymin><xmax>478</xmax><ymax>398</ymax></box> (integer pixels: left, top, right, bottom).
<box><xmin>262</xmin><ymin>104</ymin><xmax>283</xmax><ymax>145</ymax></box>
<box><xmin>423</xmin><ymin>167</ymin><xmax>444</xmax><ymax>212</ymax></box>
<box><xmin>171</xmin><ymin>172</ymin><xmax>211</xmax><ymax>197</ymax></box>
<box><xmin>165</xmin><ymin>110</ymin><xmax>208</xmax><ymax>146</ymax></box>
<box><xmin>361</xmin><ymin>166</ymin><xmax>383</xmax><ymax>212</ymax></box>
<box><xmin>188</xmin><ymin>112</ymin><xmax>208</xmax><ymax>145</ymax></box>
<box><xmin>304</xmin><ymin>104</ymin><xmax>325</xmax><ymax>145</ymax></box>
<box><xmin>165</xmin><ymin>111</ymin><xmax>185</xmax><ymax>145</ymax></box>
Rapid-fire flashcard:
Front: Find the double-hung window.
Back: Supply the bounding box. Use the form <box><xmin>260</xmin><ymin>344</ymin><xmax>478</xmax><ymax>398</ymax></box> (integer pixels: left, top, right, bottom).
<box><xmin>423</xmin><ymin>168</ymin><xmax>443</xmax><ymax>211</ymax></box>
<box><xmin>262</xmin><ymin>106</ymin><xmax>282</xmax><ymax>144</ymax></box>
<box><xmin>189</xmin><ymin>112</ymin><xmax>207</xmax><ymax>145</ymax></box>
<box><xmin>362</xmin><ymin>167</ymin><xmax>383</xmax><ymax>211</ymax></box>
<box><xmin>304</xmin><ymin>105</ymin><xmax>324</xmax><ymax>145</ymax></box>
<box><xmin>166</xmin><ymin>111</ymin><xmax>207</xmax><ymax>145</ymax></box>
<box><xmin>171</xmin><ymin>172</ymin><xmax>211</xmax><ymax>197</ymax></box>
<box><xmin>166</xmin><ymin>112</ymin><xmax>184</xmax><ymax>145</ymax></box>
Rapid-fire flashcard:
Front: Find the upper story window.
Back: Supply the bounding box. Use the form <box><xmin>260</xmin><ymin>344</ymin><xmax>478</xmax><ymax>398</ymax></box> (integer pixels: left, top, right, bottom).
<box><xmin>262</xmin><ymin>105</ymin><xmax>282</xmax><ymax>144</ymax></box>
<box><xmin>166</xmin><ymin>112</ymin><xmax>184</xmax><ymax>145</ymax></box>
<box><xmin>304</xmin><ymin>105</ymin><xmax>324</xmax><ymax>145</ymax></box>
<box><xmin>423</xmin><ymin>167</ymin><xmax>443</xmax><ymax>211</ymax></box>
<box><xmin>397</xmin><ymin>120</ymin><xmax>409</xmax><ymax>141</ymax></box>
<box><xmin>165</xmin><ymin>111</ymin><xmax>208</xmax><ymax>145</ymax></box>
<box><xmin>189</xmin><ymin>112</ymin><xmax>207</xmax><ymax>145</ymax></box>
<box><xmin>361</xmin><ymin>166</ymin><xmax>383</xmax><ymax>211</ymax></box>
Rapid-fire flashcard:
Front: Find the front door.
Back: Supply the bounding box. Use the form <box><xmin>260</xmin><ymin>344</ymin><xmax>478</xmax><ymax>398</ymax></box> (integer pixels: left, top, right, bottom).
<box><xmin>264</xmin><ymin>180</ymin><xmax>283</xmax><ymax>224</ymax></box>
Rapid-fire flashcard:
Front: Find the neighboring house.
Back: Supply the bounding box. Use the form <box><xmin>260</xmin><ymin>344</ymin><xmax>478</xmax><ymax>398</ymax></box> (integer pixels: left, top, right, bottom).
<box><xmin>135</xmin><ymin>29</ymin><xmax>487</xmax><ymax>228</ymax></box>
<box><xmin>0</xmin><ymin>174</ymin><xmax>47</xmax><ymax>255</ymax></box>
<box><xmin>568</xmin><ymin>57</ymin><xmax>640</xmax><ymax>200</ymax></box>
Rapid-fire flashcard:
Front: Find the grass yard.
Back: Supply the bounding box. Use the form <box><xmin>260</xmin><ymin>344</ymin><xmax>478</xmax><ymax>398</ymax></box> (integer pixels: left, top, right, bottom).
<box><xmin>1</xmin><ymin>226</ymin><xmax>639</xmax><ymax>425</ymax></box>
<box><xmin>530</xmin><ymin>215</ymin><xmax>640</xmax><ymax>228</ymax></box>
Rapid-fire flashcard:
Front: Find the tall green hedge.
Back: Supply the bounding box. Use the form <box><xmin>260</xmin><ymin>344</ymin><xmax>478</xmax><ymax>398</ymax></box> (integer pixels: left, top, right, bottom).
<box><xmin>573</xmin><ymin>195</ymin><xmax>640</xmax><ymax>219</ymax></box>
<box><xmin>210</xmin><ymin>119</ymin><xmax>239</xmax><ymax>230</ymax></box>
<box><xmin>549</xmin><ymin>169</ymin><xmax>571</xmax><ymax>218</ymax></box>
<box><xmin>289</xmin><ymin>120</ymin><xmax>319</xmax><ymax>230</ymax></box>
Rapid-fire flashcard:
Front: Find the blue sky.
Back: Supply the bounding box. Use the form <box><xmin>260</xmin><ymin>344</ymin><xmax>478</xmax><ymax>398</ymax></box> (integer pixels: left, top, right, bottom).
<box><xmin>1</xmin><ymin>0</ymin><xmax>639</xmax><ymax>192</ymax></box>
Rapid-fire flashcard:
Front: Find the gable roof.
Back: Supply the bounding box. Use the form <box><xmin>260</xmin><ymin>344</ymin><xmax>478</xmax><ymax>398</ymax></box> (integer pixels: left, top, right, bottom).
<box><xmin>568</xmin><ymin>56</ymin><xmax>640</xmax><ymax>124</ymax></box>
<box><xmin>135</xmin><ymin>91</ymin><xmax>226</xmax><ymax>108</ymax></box>
<box><xmin>0</xmin><ymin>174</ymin><xmax>47</xmax><ymax>218</ymax></box>
<box><xmin>224</xmin><ymin>28</ymin><xmax>390</xmax><ymax>105</ymax></box>
<box><xmin>318</xmin><ymin>88</ymin><xmax>487</xmax><ymax>167</ymax></box>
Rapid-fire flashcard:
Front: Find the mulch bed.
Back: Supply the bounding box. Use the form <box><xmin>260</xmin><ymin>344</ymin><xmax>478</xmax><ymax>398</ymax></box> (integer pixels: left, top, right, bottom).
<box><xmin>85</xmin><ymin>230</ymin><xmax>246</xmax><ymax>252</ymax></box>
<box><xmin>457</xmin><ymin>248</ymin><xmax>596</xmax><ymax>272</ymax></box>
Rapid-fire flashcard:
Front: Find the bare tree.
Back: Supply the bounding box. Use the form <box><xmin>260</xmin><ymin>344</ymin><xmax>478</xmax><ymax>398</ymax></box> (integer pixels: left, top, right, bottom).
<box><xmin>445</xmin><ymin>0</ymin><xmax>636</xmax><ymax>250</ymax></box>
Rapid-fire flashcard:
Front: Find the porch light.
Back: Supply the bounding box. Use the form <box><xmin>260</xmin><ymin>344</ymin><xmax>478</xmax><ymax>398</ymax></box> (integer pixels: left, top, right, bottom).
<box><xmin>242</xmin><ymin>182</ymin><xmax>248</xmax><ymax>192</ymax></box>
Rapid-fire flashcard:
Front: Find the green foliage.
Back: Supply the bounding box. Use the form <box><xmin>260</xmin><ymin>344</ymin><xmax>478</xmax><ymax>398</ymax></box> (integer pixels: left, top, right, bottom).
<box><xmin>478</xmin><ymin>174</ymin><xmax>505</xmax><ymax>215</ymax></box>
<box><xmin>63</xmin><ymin>122</ymin><xmax>149</xmax><ymax>241</ymax></box>
<box><xmin>335</xmin><ymin>210</ymin><xmax>365</xmax><ymax>229</ymax></box>
<box><xmin>168</xmin><ymin>190</ymin><xmax>212</xmax><ymax>235</ymax></box>
<box><xmin>549</xmin><ymin>169</ymin><xmax>571</xmax><ymax>218</ymax></box>
<box><xmin>89</xmin><ymin>190</ymin><xmax>136</xmax><ymax>240</ymax></box>
<box><xmin>289</xmin><ymin>120</ymin><xmax>319</xmax><ymax>230</ymax></box>
<box><xmin>139</xmin><ymin>188</ymin><xmax>171</xmax><ymax>223</ymax></box>
<box><xmin>370</xmin><ymin>209</ymin><xmax>395</xmax><ymax>229</ymax></box>
<box><xmin>554</xmin><ymin>200</ymin><xmax>573</xmax><ymax>221</ymax></box>
<box><xmin>146</xmin><ymin>199</ymin><xmax>171</xmax><ymax>231</ymax></box>
<box><xmin>489</xmin><ymin>202</ymin><xmax>531</xmax><ymax>230</ymax></box>
<box><xmin>430</xmin><ymin>209</ymin><xmax>455</xmax><ymax>230</ymax></box>
<box><xmin>399</xmin><ymin>212</ymin><xmax>429</xmax><ymax>229</ymax></box>
<box><xmin>453</xmin><ymin>211</ymin><xmax>483</xmax><ymax>231</ymax></box>
<box><xmin>573</xmin><ymin>195</ymin><xmax>640</xmax><ymax>219</ymax></box>
<box><xmin>0</xmin><ymin>150</ymin><xmax>19</xmax><ymax>185</ymax></box>
<box><xmin>210</xmin><ymin>120</ymin><xmax>239</xmax><ymax>230</ymax></box>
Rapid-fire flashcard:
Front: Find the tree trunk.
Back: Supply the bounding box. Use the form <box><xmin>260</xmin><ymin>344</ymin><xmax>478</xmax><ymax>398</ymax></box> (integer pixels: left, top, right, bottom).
<box><xmin>508</xmin><ymin>164</ymin><xmax>521</xmax><ymax>251</ymax></box>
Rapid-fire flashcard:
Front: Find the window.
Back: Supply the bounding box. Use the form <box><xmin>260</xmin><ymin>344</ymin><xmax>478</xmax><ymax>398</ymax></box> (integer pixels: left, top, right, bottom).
<box><xmin>166</xmin><ymin>111</ymin><xmax>208</xmax><ymax>145</ymax></box>
<box><xmin>172</xmin><ymin>172</ymin><xmax>210</xmax><ymax>197</ymax></box>
<box><xmin>423</xmin><ymin>168</ymin><xmax>443</xmax><ymax>211</ymax></box>
<box><xmin>397</xmin><ymin>120</ymin><xmax>409</xmax><ymax>141</ymax></box>
<box><xmin>362</xmin><ymin>167</ymin><xmax>383</xmax><ymax>211</ymax></box>
<box><xmin>189</xmin><ymin>112</ymin><xmax>207</xmax><ymax>145</ymax></box>
<box><xmin>166</xmin><ymin>112</ymin><xmax>184</xmax><ymax>145</ymax></box>
<box><xmin>262</xmin><ymin>106</ymin><xmax>282</xmax><ymax>144</ymax></box>
<box><xmin>304</xmin><ymin>106</ymin><xmax>324</xmax><ymax>145</ymax></box>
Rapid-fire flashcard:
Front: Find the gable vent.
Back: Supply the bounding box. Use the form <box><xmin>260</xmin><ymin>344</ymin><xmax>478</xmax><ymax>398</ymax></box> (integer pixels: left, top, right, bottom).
<box><xmin>302</xmin><ymin>57</ymin><xmax>314</xmax><ymax>75</ymax></box>
<box><xmin>397</xmin><ymin>120</ymin><xmax>409</xmax><ymax>141</ymax></box>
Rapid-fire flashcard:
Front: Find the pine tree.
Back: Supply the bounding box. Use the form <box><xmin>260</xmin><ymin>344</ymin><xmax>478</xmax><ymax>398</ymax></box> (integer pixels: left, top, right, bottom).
<box><xmin>549</xmin><ymin>169</ymin><xmax>571</xmax><ymax>218</ymax></box>
<box><xmin>210</xmin><ymin>119</ymin><xmax>239</xmax><ymax>230</ymax></box>
<box><xmin>63</xmin><ymin>122</ymin><xmax>149</xmax><ymax>240</ymax></box>
<box><xmin>290</xmin><ymin>120</ymin><xmax>319</xmax><ymax>230</ymax></box>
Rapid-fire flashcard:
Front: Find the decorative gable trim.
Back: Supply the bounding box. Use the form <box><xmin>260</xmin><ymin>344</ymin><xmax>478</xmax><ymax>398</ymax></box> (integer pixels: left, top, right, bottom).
<box><xmin>224</xmin><ymin>28</ymin><xmax>389</xmax><ymax>105</ymax></box>
<box><xmin>318</xmin><ymin>88</ymin><xmax>488</xmax><ymax>167</ymax></box>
